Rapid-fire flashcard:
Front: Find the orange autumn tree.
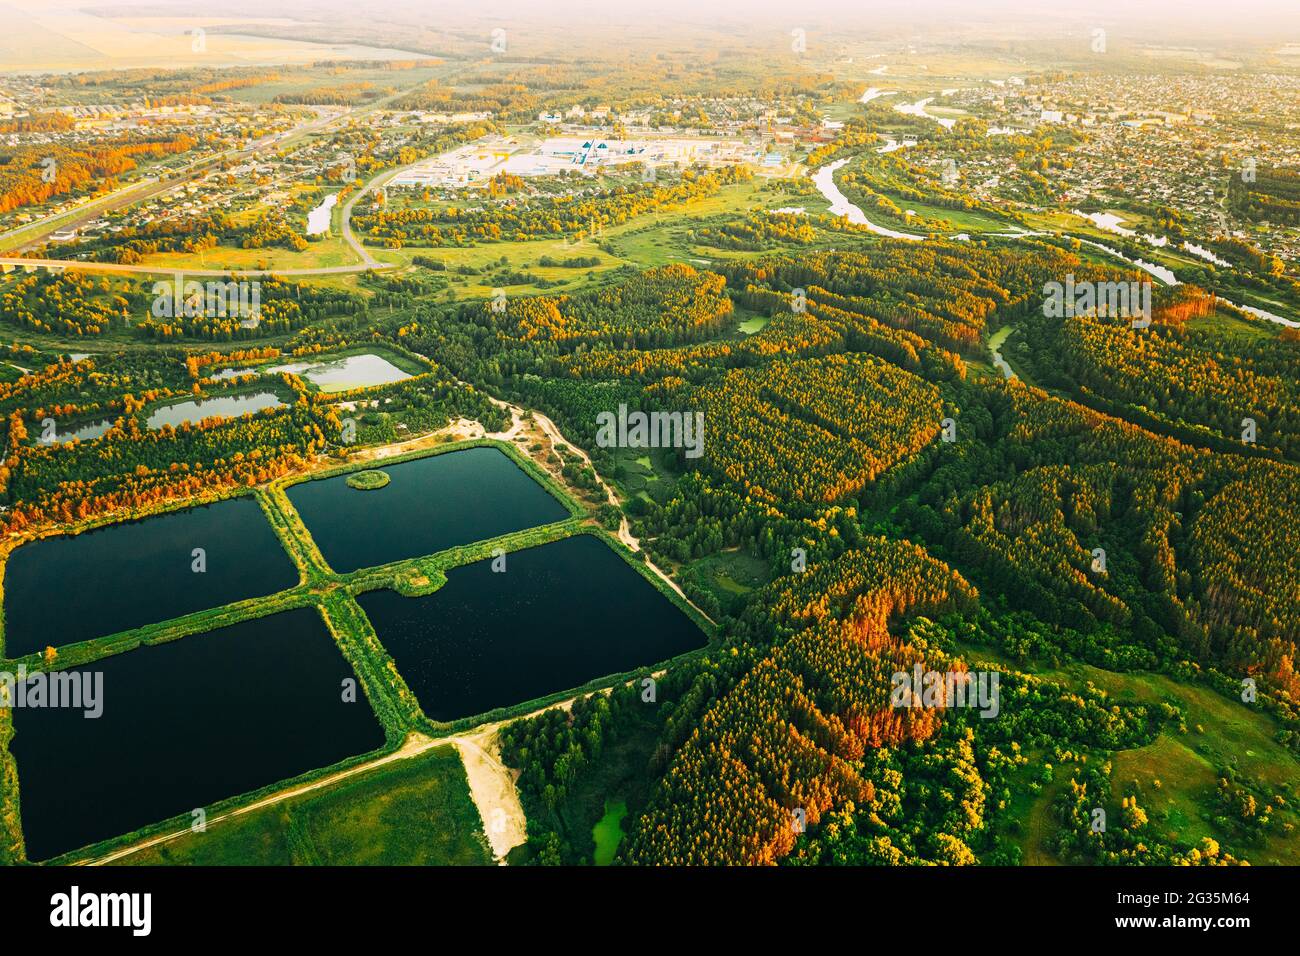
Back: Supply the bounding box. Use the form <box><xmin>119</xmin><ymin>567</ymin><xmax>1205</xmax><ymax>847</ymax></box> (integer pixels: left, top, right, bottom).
<box><xmin>624</xmin><ymin>539</ymin><xmax>976</xmax><ymax>865</ymax></box>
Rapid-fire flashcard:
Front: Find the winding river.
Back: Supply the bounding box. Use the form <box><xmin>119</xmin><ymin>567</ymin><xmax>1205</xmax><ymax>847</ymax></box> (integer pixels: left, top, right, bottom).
<box><xmin>810</xmin><ymin>160</ymin><xmax>1298</xmax><ymax>328</ymax></box>
<box><xmin>812</xmin><ymin>159</ymin><xmax>924</xmax><ymax>241</ymax></box>
<box><xmin>988</xmin><ymin>325</ymin><xmax>1016</xmax><ymax>380</ymax></box>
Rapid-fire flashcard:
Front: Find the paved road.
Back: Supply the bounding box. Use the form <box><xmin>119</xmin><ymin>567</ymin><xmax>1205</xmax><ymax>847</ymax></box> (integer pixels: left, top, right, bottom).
<box><xmin>339</xmin><ymin>172</ymin><xmax>389</xmax><ymax>268</ymax></box>
<box><xmin>338</xmin><ymin>155</ymin><xmax>444</xmax><ymax>267</ymax></box>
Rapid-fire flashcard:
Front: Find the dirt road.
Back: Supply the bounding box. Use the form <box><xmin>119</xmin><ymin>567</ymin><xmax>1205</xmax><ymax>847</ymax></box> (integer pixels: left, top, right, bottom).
<box><xmin>482</xmin><ymin>396</ymin><xmax>700</xmax><ymax>607</ymax></box>
<box><xmin>85</xmin><ymin>731</ymin><xmax>445</xmax><ymax>866</ymax></box>
<box><xmin>83</xmin><ymin>697</ymin><xmax>575</xmax><ymax>867</ymax></box>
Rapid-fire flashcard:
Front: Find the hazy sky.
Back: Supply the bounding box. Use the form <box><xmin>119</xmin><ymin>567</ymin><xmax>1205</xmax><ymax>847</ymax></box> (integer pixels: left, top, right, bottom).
<box><xmin>211</xmin><ymin>0</ymin><xmax>1300</xmax><ymax>35</ymax></box>
<box><xmin>4</xmin><ymin>0</ymin><xmax>1298</xmax><ymax>72</ymax></box>
<box><xmin>22</xmin><ymin>0</ymin><xmax>1300</xmax><ymax>31</ymax></box>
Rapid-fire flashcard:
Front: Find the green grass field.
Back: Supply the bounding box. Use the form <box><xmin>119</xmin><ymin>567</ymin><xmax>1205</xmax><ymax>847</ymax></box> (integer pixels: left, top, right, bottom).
<box><xmin>222</xmin><ymin>66</ymin><xmax>448</xmax><ymax>105</ymax></box>
<box><xmin>121</xmin><ymin>745</ymin><xmax>491</xmax><ymax>865</ymax></box>
<box><xmin>1110</xmin><ymin>736</ymin><xmax>1219</xmax><ymax>850</ymax></box>
<box><xmin>321</xmin><ymin>179</ymin><xmax>775</xmax><ymax>300</ymax></box>
<box><xmin>140</xmin><ymin>235</ymin><xmax>359</xmax><ymax>272</ymax></box>
<box><xmin>844</xmin><ymin>176</ymin><xmax>1014</xmax><ymax>234</ymax></box>
<box><xmin>1188</xmin><ymin>307</ymin><xmax>1278</xmax><ymax>342</ymax></box>
<box><xmin>592</xmin><ymin>799</ymin><xmax>628</xmax><ymax>865</ymax></box>
<box><xmin>609</xmin><ymin>446</ymin><xmax>680</xmax><ymax>504</ymax></box>
<box><xmin>954</xmin><ymin>637</ymin><xmax>1300</xmax><ymax>865</ymax></box>
<box><xmin>736</xmin><ymin>309</ymin><xmax>771</xmax><ymax>335</ymax></box>
<box><xmin>692</xmin><ymin>549</ymin><xmax>773</xmax><ymax>598</ymax></box>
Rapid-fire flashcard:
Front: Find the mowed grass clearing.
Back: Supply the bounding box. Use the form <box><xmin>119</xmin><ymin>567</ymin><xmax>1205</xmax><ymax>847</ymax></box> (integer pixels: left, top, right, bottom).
<box><xmin>122</xmin><ymin>745</ymin><xmax>491</xmax><ymax>865</ymax></box>
<box><xmin>1188</xmin><ymin>307</ymin><xmax>1278</xmax><ymax>343</ymax></box>
<box><xmin>691</xmin><ymin>548</ymin><xmax>772</xmax><ymax>597</ymax></box>
<box><xmin>592</xmin><ymin>799</ymin><xmax>628</xmax><ymax>865</ymax></box>
<box><xmin>1110</xmin><ymin>736</ymin><xmax>1218</xmax><ymax>850</ymax></box>
<box><xmin>139</xmin><ymin>236</ymin><xmax>359</xmax><ymax>272</ymax></box>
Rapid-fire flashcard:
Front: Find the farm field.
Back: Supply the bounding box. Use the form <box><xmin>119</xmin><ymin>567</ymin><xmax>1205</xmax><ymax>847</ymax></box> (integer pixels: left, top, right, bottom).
<box><xmin>0</xmin><ymin>11</ymin><xmax>434</xmax><ymax>72</ymax></box>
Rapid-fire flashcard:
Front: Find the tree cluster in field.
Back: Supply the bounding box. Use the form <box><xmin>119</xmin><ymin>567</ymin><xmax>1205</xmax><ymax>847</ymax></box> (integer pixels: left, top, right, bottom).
<box><xmin>1</xmin><ymin>271</ymin><xmax>132</xmax><ymax>337</ymax></box>
<box><xmin>351</xmin><ymin>166</ymin><xmax>751</xmax><ymax>248</ymax></box>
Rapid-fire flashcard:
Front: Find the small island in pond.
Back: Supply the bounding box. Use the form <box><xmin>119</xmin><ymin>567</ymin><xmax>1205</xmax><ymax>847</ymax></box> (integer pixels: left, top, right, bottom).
<box><xmin>345</xmin><ymin>470</ymin><xmax>390</xmax><ymax>491</ymax></box>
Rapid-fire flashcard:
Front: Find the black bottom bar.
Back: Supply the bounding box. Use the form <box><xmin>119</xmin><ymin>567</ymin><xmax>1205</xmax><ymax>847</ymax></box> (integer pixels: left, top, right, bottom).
<box><xmin>3</xmin><ymin>863</ymin><xmax>1277</xmax><ymax>942</ymax></box>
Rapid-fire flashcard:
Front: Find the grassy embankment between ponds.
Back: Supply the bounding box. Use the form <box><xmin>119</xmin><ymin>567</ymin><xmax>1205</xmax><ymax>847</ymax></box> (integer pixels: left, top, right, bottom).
<box><xmin>0</xmin><ymin>435</ymin><xmax>714</xmax><ymax>864</ymax></box>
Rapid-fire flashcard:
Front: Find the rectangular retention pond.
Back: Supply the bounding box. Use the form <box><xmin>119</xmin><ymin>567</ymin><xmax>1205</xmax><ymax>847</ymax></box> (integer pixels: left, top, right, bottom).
<box><xmin>356</xmin><ymin>534</ymin><xmax>707</xmax><ymax>722</ymax></box>
<box><xmin>286</xmin><ymin>446</ymin><xmax>570</xmax><ymax>574</ymax></box>
<box><xmin>3</xmin><ymin>497</ymin><xmax>300</xmax><ymax>656</ymax></box>
<box><xmin>11</xmin><ymin>607</ymin><xmax>386</xmax><ymax>862</ymax></box>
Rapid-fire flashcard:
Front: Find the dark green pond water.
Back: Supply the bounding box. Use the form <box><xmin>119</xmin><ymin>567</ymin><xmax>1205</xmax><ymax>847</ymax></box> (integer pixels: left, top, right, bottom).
<box><xmin>286</xmin><ymin>447</ymin><xmax>569</xmax><ymax>573</ymax></box>
<box><xmin>146</xmin><ymin>391</ymin><xmax>284</xmax><ymax>429</ymax></box>
<box><xmin>3</xmin><ymin>497</ymin><xmax>299</xmax><ymax>656</ymax></box>
<box><xmin>48</xmin><ymin>417</ymin><xmax>113</xmax><ymax>442</ymax></box>
<box><xmin>356</xmin><ymin>534</ymin><xmax>706</xmax><ymax>721</ymax></box>
<box><xmin>11</xmin><ymin>607</ymin><xmax>385</xmax><ymax>861</ymax></box>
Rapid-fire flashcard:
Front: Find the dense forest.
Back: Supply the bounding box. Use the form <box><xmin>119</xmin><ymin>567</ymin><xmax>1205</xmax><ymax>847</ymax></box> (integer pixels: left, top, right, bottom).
<box><xmin>369</xmin><ymin>242</ymin><xmax>1300</xmax><ymax>866</ymax></box>
<box><xmin>3</xmin><ymin>215</ymin><xmax>1297</xmax><ymax>868</ymax></box>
